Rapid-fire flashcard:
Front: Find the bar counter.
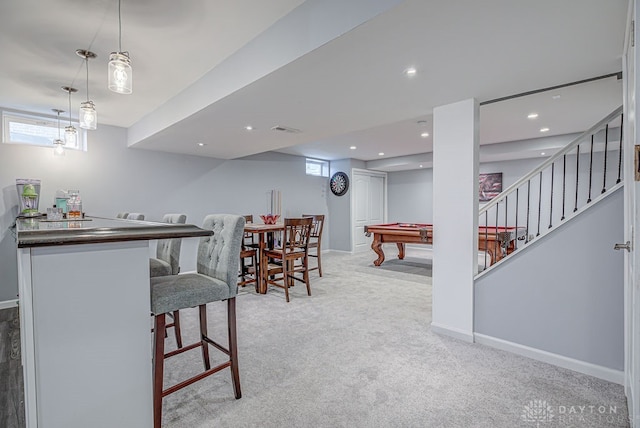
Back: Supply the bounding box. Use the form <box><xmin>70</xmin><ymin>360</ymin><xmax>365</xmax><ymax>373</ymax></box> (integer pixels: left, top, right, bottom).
<box><xmin>16</xmin><ymin>216</ymin><xmax>210</xmax><ymax>248</ymax></box>
<box><xmin>16</xmin><ymin>216</ymin><xmax>211</xmax><ymax>428</ymax></box>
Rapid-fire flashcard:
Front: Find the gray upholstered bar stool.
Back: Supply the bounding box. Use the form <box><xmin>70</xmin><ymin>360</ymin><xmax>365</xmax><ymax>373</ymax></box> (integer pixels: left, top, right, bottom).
<box><xmin>126</xmin><ymin>213</ymin><xmax>145</xmax><ymax>220</ymax></box>
<box><xmin>115</xmin><ymin>212</ymin><xmax>129</xmax><ymax>219</ymax></box>
<box><xmin>151</xmin><ymin>214</ymin><xmax>245</xmax><ymax>428</ymax></box>
<box><xmin>150</xmin><ymin>213</ymin><xmax>187</xmax><ymax>348</ymax></box>
<box><xmin>150</xmin><ymin>214</ymin><xmax>187</xmax><ymax>277</ymax></box>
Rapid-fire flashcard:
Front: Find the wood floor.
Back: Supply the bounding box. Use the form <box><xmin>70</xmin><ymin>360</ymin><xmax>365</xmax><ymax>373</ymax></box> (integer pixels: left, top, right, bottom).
<box><xmin>0</xmin><ymin>307</ymin><xmax>25</xmax><ymax>428</ymax></box>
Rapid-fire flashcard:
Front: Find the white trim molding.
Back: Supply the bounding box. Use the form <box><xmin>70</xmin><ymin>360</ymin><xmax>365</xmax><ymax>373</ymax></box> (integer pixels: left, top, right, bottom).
<box><xmin>475</xmin><ymin>333</ymin><xmax>624</xmax><ymax>385</ymax></box>
<box><xmin>431</xmin><ymin>322</ymin><xmax>474</xmax><ymax>343</ymax></box>
<box><xmin>0</xmin><ymin>299</ymin><xmax>19</xmax><ymax>310</ymax></box>
<box><xmin>327</xmin><ymin>249</ymin><xmax>352</xmax><ymax>255</ymax></box>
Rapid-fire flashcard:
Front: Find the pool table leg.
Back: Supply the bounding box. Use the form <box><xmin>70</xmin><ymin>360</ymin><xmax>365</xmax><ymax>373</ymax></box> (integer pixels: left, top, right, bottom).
<box><xmin>396</xmin><ymin>243</ymin><xmax>405</xmax><ymax>260</ymax></box>
<box><xmin>371</xmin><ymin>236</ymin><xmax>385</xmax><ymax>266</ymax></box>
<box><xmin>486</xmin><ymin>248</ymin><xmax>496</xmax><ymax>266</ymax></box>
<box><xmin>479</xmin><ymin>239</ymin><xmax>497</xmax><ymax>266</ymax></box>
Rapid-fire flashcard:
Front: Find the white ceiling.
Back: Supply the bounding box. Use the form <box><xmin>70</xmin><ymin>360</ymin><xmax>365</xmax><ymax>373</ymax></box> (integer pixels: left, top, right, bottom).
<box><xmin>0</xmin><ymin>0</ymin><xmax>628</xmax><ymax>171</ymax></box>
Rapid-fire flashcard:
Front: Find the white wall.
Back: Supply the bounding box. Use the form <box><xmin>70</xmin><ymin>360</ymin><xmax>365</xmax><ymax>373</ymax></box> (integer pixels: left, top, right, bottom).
<box><xmin>387</xmin><ymin>145</ymin><xmax>621</xmax><ymax>231</ymax></box>
<box><xmin>388</xmin><ymin>158</ymin><xmax>546</xmax><ymax>224</ymax></box>
<box><xmin>327</xmin><ymin>158</ymin><xmax>365</xmax><ymax>252</ymax></box>
<box><xmin>385</xmin><ymin>143</ymin><xmax>625</xmax><ymax>375</ymax></box>
<box><xmin>388</xmin><ymin>168</ymin><xmax>433</xmax><ymax>223</ymax></box>
<box><xmin>475</xmin><ymin>188</ymin><xmax>624</xmax><ymax>372</ymax></box>
<box><xmin>0</xmin><ymin>123</ymin><xmax>329</xmax><ymax>302</ymax></box>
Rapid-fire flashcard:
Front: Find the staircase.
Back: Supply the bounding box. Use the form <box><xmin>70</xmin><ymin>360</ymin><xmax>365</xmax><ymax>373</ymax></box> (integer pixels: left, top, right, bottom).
<box><xmin>475</xmin><ymin>105</ymin><xmax>624</xmax><ymax>276</ymax></box>
<box><xmin>473</xmin><ymin>106</ymin><xmax>626</xmax><ymax>383</ymax></box>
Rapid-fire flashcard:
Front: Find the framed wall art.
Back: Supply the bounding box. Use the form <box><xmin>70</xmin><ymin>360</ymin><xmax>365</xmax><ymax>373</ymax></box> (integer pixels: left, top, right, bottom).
<box><xmin>479</xmin><ymin>172</ymin><xmax>502</xmax><ymax>202</ymax></box>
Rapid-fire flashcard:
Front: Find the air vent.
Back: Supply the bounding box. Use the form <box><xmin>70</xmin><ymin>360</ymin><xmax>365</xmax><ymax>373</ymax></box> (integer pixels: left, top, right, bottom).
<box><xmin>271</xmin><ymin>125</ymin><xmax>301</xmax><ymax>134</ymax></box>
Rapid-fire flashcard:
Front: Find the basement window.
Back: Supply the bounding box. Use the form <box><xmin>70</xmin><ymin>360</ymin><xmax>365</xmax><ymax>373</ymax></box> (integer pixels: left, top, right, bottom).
<box><xmin>306</xmin><ymin>158</ymin><xmax>329</xmax><ymax>177</ymax></box>
<box><xmin>2</xmin><ymin>111</ymin><xmax>86</xmax><ymax>151</ymax></box>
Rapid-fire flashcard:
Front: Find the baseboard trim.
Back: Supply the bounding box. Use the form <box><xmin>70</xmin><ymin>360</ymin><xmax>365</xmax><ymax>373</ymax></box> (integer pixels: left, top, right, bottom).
<box><xmin>0</xmin><ymin>299</ymin><xmax>19</xmax><ymax>310</ymax></box>
<box><xmin>627</xmin><ymin>379</ymin><xmax>636</xmax><ymax>427</ymax></box>
<box><xmin>329</xmin><ymin>249</ymin><xmax>354</xmax><ymax>254</ymax></box>
<box><xmin>431</xmin><ymin>322</ymin><xmax>474</xmax><ymax>343</ymax></box>
<box><xmin>475</xmin><ymin>333</ymin><xmax>624</xmax><ymax>385</ymax></box>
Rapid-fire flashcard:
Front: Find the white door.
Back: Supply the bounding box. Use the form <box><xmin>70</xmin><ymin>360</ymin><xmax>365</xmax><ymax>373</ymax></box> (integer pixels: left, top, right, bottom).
<box><xmin>352</xmin><ymin>169</ymin><xmax>386</xmax><ymax>252</ymax></box>
<box><xmin>623</xmin><ymin>3</ymin><xmax>640</xmax><ymax>426</ymax></box>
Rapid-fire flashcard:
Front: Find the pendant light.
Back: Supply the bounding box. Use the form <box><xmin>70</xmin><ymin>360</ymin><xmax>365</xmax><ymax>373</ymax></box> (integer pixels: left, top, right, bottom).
<box><xmin>52</xmin><ymin>109</ymin><xmax>65</xmax><ymax>156</ymax></box>
<box><xmin>76</xmin><ymin>49</ymin><xmax>97</xmax><ymax>130</ymax></box>
<box><xmin>61</xmin><ymin>86</ymin><xmax>78</xmax><ymax>146</ymax></box>
<box><xmin>108</xmin><ymin>0</ymin><xmax>132</xmax><ymax>94</ymax></box>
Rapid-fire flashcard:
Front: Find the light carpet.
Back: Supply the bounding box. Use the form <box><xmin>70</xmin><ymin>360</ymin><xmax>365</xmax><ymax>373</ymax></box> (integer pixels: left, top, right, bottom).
<box><xmin>160</xmin><ymin>249</ymin><xmax>628</xmax><ymax>428</ymax></box>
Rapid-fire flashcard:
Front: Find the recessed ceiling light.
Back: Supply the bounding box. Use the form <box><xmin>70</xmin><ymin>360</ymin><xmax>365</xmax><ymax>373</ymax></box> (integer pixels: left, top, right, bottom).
<box><xmin>244</xmin><ymin>125</ymin><xmax>253</xmax><ymax>131</ymax></box>
<box><xmin>540</xmin><ymin>127</ymin><xmax>550</xmax><ymax>133</ymax></box>
<box><xmin>527</xmin><ymin>113</ymin><xmax>539</xmax><ymax>119</ymax></box>
<box><xmin>420</xmin><ymin>132</ymin><xmax>429</xmax><ymax>138</ymax></box>
<box><xmin>378</xmin><ymin>152</ymin><xmax>385</xmax><ymax>156</ymax></box>
<box><xmin>350</xmin><ymin>146</ymin><xmax>357</xmax><ymax>150</ymax></box>
<box><xmin>419</xmin><ymin>164</ymin><xmax>423</xmax><ymax>168</ymax></box>
<box><xmin>404</xmin><ymin>67</ymin><xmax>417</xmax><ymax>77</ymax></box>
<box><xmin>541</xmin><ymin>152</ymin><xmax>546</xmax><ymax>156</ymax></box>
<box><xmin>552</xmin><ymin>95</ymin><xmax>561</xmax><ymax>100</ymax></box>
<box><xmin>197</xmin><ymin>142</ymin><xmax>206</xmax><ymax>147</ymax></box>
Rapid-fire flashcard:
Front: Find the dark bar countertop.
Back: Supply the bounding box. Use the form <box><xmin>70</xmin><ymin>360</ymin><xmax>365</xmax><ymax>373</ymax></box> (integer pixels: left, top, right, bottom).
<box><xmin>15</xmin><ymin>216</ymin><xmax>211</xmax><ymax>248</ymax></box>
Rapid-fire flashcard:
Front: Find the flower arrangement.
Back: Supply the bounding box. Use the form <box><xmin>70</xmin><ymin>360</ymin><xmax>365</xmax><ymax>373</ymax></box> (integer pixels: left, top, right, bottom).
<box><xmin>259</xmin><ymin>214</ymin><xmax>280</xmax><ymax>224</ymax></box>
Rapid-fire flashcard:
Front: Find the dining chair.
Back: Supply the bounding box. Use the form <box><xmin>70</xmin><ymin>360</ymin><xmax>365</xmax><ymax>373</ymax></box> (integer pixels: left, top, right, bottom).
<box><xmin>302</xmin><ymin>214</ymin><xmax>325</xmax><ymax>277</ymax></box>
<box><xmin>150</xmin><ymin>214</ymin><xmax>245</xmax><ymax>428</ymax></box>
<box><xmin>115</xmin><ymin>212</ymin><xmax>129</xmax><ymax>219</ymax></box>
<box><xmin>238</xmin><ymin>215</ymin><xmax>258</xmax><ymax>290</ymax></box>
<box><xmin>126</xmin><ymin>213</ymin><xmax>145</xmax><ymax>220</ymax></box>
<box><xmin>150</xmin><ymin>213</ymin><xmax>187</xmax><ymax>348</ymax></box>
<box><xmin>263</xmin><ymin>217</ymin><xmax>313</xmax><ymax>302</ymax></box>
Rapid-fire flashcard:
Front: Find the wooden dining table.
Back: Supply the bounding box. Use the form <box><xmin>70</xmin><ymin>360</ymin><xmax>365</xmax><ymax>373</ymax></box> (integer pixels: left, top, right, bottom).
<box><xmin>244</xmin><ymin>222</ymin><xmax>284</xmax><ymax>294</ymax></box>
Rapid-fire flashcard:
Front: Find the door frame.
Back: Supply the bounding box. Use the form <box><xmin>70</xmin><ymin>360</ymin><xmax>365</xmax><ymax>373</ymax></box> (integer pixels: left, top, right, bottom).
<box><xmin>624</xmin><ymin>1</ymin><xmax>639</xmax><ymax>425</ymax></box>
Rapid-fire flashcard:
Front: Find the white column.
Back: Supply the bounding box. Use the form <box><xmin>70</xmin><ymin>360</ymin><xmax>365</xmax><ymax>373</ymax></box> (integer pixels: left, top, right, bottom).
<box><xmin>432</xmin><ymin>98</ymin><xmax>479</xmax><ymax>342</ymax></box>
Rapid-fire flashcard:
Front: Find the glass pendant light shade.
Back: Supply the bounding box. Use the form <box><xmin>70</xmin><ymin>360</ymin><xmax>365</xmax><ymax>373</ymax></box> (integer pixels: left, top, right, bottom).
<box><xmin>76</xmin><ymin>49</ymin><xmax>97</xmax><ymax>130</ymax></box>
<box><xmin>61</xmin><ymin>86</ymin><xmax>78</xmax><ymax>145</ymax></box>
<box><xmin>79</xmin><ymin>100</ymin><xmax>97</xmax><ymax>130</ymax></box>
<box><xmin>64</xmin><ymin>125</ymin><xmax>77</xmax><ymax>146</ymax></box>
<box><xmin>52</xmin><ymin>108</ymin><xmax>65</xmax><ymax>156</ymax></box>
<box><xmin>109</xmin><ymin>0</ymin><xmax>133</xmax><ymax>94</ymax></box>
<box><xmin>108</xmin><ymin>52</ymin><xmax>132</xmax><ymax>94</ymax></box>
<box><xmin>53</xmin><ymin>139</ymin><xmax>65</xmax><ymax>156</ymax></box>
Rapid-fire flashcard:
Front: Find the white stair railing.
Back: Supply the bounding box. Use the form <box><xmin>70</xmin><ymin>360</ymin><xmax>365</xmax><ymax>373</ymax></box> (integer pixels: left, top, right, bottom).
<box><xmin>476</xmin><ymin>105</ymin><xmax>623</xmax><ymax>274</ymax></box>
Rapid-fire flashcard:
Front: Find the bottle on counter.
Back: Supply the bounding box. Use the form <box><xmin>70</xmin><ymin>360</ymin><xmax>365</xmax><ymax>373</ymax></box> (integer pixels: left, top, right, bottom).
<box><xmin>54</xmin><ymin>189</ymin><xmax>69</xmax><ymax>214</ymax></box>
<box><xmin>67</xmin><ymin>190</ymin><xmax>82</xmax><ymax>219</ymax></box>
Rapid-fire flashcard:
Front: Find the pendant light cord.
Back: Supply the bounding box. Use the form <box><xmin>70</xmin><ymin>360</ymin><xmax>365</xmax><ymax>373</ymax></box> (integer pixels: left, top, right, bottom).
<box><xmin>67</xmin><ymin>90</ymin><xmax>72</xmax><ymax>126</ymax></box>
<box><xmin>118</xmin><ymin>0</ymin><xmax>122</xmax><ymax>53</ymax></box>
<box><xmin>85</xmin><ymin>58</ymin><xmax>90</xmax><ymax>101</ymax></box>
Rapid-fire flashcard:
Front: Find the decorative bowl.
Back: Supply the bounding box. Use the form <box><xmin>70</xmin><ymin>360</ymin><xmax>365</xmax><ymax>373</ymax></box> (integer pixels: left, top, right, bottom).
<box><xmin>260</xmin><ymin>214</ymin><xmax>280</xmax><ymax>224</ymax></box>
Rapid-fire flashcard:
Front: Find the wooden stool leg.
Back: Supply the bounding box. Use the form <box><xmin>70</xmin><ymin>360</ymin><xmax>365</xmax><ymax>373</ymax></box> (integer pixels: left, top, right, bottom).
<box><xmin>199</xmin><ymin>305</ymin><xmax>211</xmax><ymax>370</ymax></box>
<box><xmin>317</xmin><ymin>243</ymin><xmax>322</xmax><ymax>277</ymax></box>
<box><xmin>153</xmin><ymin>313</ymin><xmax>167</xmax><ymax>428</ymax></box>
<box><xmin>227</xmin><ymin>298</ymin><xmax>242</xmax><ymax>399</ymax></box>
<box><xmin>173</xmin><ymin>310</ymin><xmax>183</xmax><ymax>348</ymax></box>
<box><xmin>283</xmin><ymin>260</ymin><xmax>290</xmax><ymax>303</ymax></box>
<box><xmin>304</xmin><ymin>255</ymin><xmax>311</xmax><ymax>296</ymax></box>
<box><xmin>252</xmin><ymin>252</ymin><xmax>259</xmax><ymax>293</ymax></box>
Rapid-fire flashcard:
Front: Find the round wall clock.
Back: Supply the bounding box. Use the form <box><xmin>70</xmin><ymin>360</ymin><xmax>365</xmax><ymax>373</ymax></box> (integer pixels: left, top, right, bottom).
<box><xmin>330</xmin><ymin>171</ymin><xmax>349</xmax><ymax>196</ymax></box>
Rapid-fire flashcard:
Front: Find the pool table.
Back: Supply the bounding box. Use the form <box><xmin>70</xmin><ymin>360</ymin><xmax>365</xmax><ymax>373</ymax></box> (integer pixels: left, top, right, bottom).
<box><xmin>363</xmin><ymin>223</ymin><xmax>526</xmax><ymax>267</ymax></box>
